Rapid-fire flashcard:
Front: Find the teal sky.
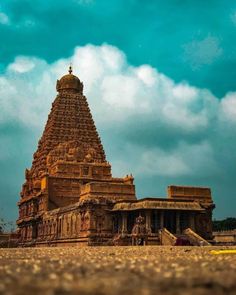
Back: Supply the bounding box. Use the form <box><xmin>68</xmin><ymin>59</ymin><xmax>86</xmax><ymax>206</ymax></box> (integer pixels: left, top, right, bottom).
<box><xmin>1</xmin><ymin>0</ymin><xmax>236</xmax><ymax>224</ymax></box>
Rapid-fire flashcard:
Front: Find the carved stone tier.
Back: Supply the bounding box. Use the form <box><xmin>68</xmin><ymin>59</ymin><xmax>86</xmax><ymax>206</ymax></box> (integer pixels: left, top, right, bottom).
<box><xmin>29</xmin><ymin>88</ymin><xmax>106</xmax><ymax>181</ymax></box>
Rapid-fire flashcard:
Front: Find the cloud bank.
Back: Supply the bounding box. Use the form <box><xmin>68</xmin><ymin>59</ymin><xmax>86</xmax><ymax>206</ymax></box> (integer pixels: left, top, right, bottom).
<box><xmin>0</xmin><ymin>44</ymin><xmax>236</xmax><ymax>218</ymax></box>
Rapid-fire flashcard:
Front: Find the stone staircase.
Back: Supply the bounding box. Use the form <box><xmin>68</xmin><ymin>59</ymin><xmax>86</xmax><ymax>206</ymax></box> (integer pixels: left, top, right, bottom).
<box><xmin>160</xmin><ymin>227</ymin><xmax>211</xmax><ymax>246</ymax></box>
<box><xmin>183</xmin><ymin>228</ymin><xmax>211</xmax><ymax>246</ymax></box>
<box><xmin>159</xmin><ymin>228</ymin><xmax>177</xmax><ymax>246</ymax></box>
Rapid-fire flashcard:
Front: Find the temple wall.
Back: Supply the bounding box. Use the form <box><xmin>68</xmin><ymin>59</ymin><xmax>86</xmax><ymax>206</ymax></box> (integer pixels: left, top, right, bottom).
<box><xmin>195</xmin><ymin>210</ymin><xmax>213</xmax><ymax>240</ymax></box>
<box><xmin>20</xmin><ymin>200</ymin><xmax>114</xmax><ymax>246</ymax></box>
<box><xmin>168</xmin><ymin>185</ymin><xmax>212</xmax><ymax>204</ymax></box>
<box><xmin>47</xmin><ymin>177</ymin><xmax>81</xmax><ymax>210</ymax></box>
<box><xmin>213</xmin><ymin>231</ymin><xmax>236</xmax><ymax>243</ymax></box>
<box><xmin>80</xmin><ymin>182</ymin><xmax>136</xmax><ymax>201</ymax></box>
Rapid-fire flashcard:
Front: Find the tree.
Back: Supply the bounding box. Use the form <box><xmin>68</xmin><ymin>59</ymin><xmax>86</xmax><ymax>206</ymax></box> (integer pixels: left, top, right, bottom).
<box><xmin>0</xmin><ymin>217</ymin><xmax>15</xmax><ymax>234</ymax></box>
<box><xmin>0</xmin><ymin>217</ymin><xmax>6</xmax><ymax>234</ymax></box>
<box><xmin>213</xmin><ymin>217</ymin><xmax>236</xmax><ymax>231</ymax></box>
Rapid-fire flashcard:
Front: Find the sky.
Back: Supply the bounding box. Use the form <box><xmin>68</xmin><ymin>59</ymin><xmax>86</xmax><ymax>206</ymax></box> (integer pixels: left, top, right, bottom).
<box><xmin>1</xmin><ymin>0</ymin><xmax>236</xmax><ymax>224</ymax></box>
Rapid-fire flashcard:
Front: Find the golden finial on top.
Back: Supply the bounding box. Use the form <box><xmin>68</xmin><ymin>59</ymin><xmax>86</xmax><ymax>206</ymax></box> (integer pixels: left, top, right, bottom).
<box><xmin>68</xmin><ymin>64</ymin><xmax>73</xmax><ymax>74</ymax></box>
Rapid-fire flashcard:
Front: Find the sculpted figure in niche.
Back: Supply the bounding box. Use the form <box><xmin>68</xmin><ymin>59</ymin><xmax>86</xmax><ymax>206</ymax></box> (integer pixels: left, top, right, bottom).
<box><xmin>84</xmin><ymin>211</ymin><xmax>90</xmax><ymax>230</ymax></box>
<box><xmin>46</xmin><ymin>142</ymin><xmax>67</xmax><ymax>166</ymax></box>
<box><xmin>66</xmin><ymin>147</ymin><xmax>76</xmax><ymax>162</ymax></box>
<box><xmin>57</xmin><ymin>143</ymin><xmax>67</xmax><ymax>160</ymax></box>
<box><xmin>62</xmin><ymin>141</ymin><xmax>82</xmax><ymax>162</ymax></box>
<box><xmin>85</xmin><ymin>148</ymin><xmax>96</xmax><ymax>163</ymax></box>
<box><xmin>46</xmin><ymin>153</ymin><xmax>54</xmax><ymax>167</ymax></box>
<box><xmin>74</xmin><ymin>146</ymin><xmax>84</xmax><ymax>162</ymax></box>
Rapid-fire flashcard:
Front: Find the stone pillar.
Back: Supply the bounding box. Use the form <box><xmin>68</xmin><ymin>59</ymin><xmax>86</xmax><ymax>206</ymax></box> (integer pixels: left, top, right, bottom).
<box><xmin>89</xmin><ymin>210</ymin><xmax>96</xmax><ymax>231</ymax></box>
<box><xmin>74</xmin><ymin>215</ymin><xmax>77</xmax><ymax>236</ymax></box>
<box><xmin>145</xmin><ymin>211</ymin><xmax>151</xmax><ymax>233</ymax></box>
<box><xmin>121</xmin><ymin>212</ymin><xmax>128</xmax><ymax>235</ymax></box>
<box><xmin>77</xmin><ymin>213</ymin><xmax>81</xmax><ymax>234</ymax></box>
<box><xmin>29</xmin><ymin>226</ymin><xmax>32</xmax><ymax>240</ymax></box>
<box><xmin>189</xmin><ymin>214</ymin><xmax>195</xmax><ymax>231</ymax></box>
<box><xmin>62</xmin><ymin>216</ymin><xmax>65</xmax><ymax>237</ymax></box>
<box><xmin>54</xmin><ymin>220</ymin><xmax>57</xmax><ymax>238</ymax></box>
<box><xmin>160</xmin><ymin>211</ymin><xmax>164</xmax><ymax>229</ymax></box>
<box><xmin>176</xmin><ymin>211</ymin><xmax>180</xmax><ymax>234</ymax></box>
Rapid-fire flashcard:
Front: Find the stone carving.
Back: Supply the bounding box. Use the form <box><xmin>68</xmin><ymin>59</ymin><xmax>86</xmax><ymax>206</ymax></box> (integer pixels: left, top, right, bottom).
<box><xmin>85</xmin><ymin>148</ymin><xmax>97</xmax><ymax>163</ymax></box>
<box><xmin>81</xmin><ymin>211</ymin><xmax>91</xmax><ymax>231</ymax></box>
<box><xmin>46</xmin><ymin>141</ymin><xmax>100</xmax><ymax>168</ymax></box>
<box><xmin>84</xmin><ymin>211</ymin><xmax>90</xmax><ymax>230</ymax></box>
<box><xmin>131</xmin><ymin>215</ymin><xmax>148</xmax><ymax>246</ymax></box>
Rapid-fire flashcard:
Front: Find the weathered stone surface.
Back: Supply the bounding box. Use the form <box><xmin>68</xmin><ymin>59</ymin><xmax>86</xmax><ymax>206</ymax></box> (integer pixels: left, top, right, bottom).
<box><xmin>0</xmin><ymin>246</ymin><xmax>235</xmax><ymax>295</ymax></box>
<box><xmin>213</xmin><ymin>230</ymin><xmax>236</xmax><ymax>245</ymax></box>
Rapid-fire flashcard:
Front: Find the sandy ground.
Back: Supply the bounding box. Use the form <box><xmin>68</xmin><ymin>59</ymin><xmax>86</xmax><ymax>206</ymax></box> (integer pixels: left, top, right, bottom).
<box><xmin>0</xmin><ymin>246</ymin><xmax>236</xmax><ymax>295</ymax></box>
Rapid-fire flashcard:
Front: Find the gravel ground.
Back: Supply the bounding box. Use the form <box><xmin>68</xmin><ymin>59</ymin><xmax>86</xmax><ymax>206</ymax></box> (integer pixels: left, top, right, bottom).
<box><xmin>0</xmin><ymin>246</ymin><xmax>236</xmax><ymax>295</ymax></box>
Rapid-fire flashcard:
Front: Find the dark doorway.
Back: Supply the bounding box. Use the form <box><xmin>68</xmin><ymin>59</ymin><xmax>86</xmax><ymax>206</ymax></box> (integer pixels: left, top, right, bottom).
<box><xmin>112</xmin><ymin>215</ymin><xmax>119</xmax><ymax>233</ymax></box>
<box><xmin>151</xmin><ymin>210</ymin><xmax>161</xmax><ymax>233</ymax></box>
<box><xmin>164</xmin><ymin>211</ymin><xmax>176</xmax><ymax>233</ymax></box>
<box><xmin>180</xmin><ymin>212</ymin><xmax>189</xmax><ymax>232</ymax></box>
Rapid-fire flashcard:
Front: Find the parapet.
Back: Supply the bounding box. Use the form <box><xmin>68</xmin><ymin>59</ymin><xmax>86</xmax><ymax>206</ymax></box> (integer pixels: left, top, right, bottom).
<box><xmin>167</xmin><ymin>185</ymin><xmax>213</xmax><ymax>204</ymax></box>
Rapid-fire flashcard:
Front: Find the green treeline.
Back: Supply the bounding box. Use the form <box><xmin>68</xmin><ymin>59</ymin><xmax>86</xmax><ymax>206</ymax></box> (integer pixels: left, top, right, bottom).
<box><xmin>213</xmin><ymin>217</ymin><xmax>236</xmax><ymax>231</ymax></box>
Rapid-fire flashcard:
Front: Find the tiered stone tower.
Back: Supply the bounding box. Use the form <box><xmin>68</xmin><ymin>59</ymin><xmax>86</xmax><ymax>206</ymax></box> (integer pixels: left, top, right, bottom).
<box><xmin>31</xmin><ymin>66</ymin><xmax>106</xmax><ymax>179</ymax></box>
<box><xmin>17</xmin><ymin>67</ymin><xmax>136</xmax><ymax>243</ymax></box>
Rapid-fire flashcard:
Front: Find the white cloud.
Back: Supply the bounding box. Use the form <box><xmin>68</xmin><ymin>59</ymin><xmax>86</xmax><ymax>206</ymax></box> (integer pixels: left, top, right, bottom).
<box><xmin>183</xmin><ymin>36</ymin><xmax>223</xmax><ymax>69</ymax></box>
<box><xmin>0</xmin><ymin>11</ymin><xmax>9</xmax><ymax>25</ymax></box>
<box><xmin>7</xmin><ymin>57</ymin><xmax>36</xmax><ymax>73</ymax></box>
<box><xmin>220</xmin><ymin>92</ymin><xmax>236</xmax><ymax>122</ymax></box>
<box><xmin>0</xmin><ymin>43</ymin><xmax>235</xmax><ymax>178</ymax></box>
<box><xmin>137</xmin><ymin>147</ymin><xmax>191</xmax><ymax>177</ymax></box>
<box><xmin>114</xmin><ymin>141</ymin><xmax>218</xmax><ymax>178</ymax></box>
<box><xmin>172</xmin><ymin>84</ymin><xmax>197</xmax><ymax>102</ymax></box>
<box><xmin>135</xmin><ymin>65</ymin><xmax>157</xmax><ymax>86</ymax></box>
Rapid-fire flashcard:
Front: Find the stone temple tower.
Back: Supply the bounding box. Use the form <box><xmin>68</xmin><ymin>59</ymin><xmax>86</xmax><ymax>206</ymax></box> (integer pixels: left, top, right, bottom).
<box><xmin>31</xmin><ymin>65</ymin><xmax>107</xmax><ymax>181</ymax></box>
<box><xmin>17</xmin><ymin>67</ymin><xmax>136</xmax><ymax>244</ymax></box>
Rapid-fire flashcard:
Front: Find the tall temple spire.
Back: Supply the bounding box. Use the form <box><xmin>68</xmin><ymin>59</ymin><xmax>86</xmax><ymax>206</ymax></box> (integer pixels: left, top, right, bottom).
<box><xmin>29</xmin><ymin>69</ymin><xmax>106</xmax><ymax>179</ymax></box>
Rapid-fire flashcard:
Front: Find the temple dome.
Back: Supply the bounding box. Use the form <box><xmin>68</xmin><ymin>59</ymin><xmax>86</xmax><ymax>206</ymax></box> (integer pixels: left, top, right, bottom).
<box><xmin>56</xmin><ymin>66</ymin><xmax>83</xmax><ymax>93</ymax></box>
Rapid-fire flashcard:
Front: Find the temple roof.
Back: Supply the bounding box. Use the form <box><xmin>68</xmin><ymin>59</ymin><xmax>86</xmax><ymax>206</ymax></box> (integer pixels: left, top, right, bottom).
<box><xmin>111</xmin><ymin>198</ymin><xmax>204</xmax><ymax>211</ymax></box>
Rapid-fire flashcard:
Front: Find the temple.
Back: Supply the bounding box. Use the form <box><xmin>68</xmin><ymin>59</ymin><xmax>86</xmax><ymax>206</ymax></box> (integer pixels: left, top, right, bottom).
<box><xmin>17</xmin><ymin>67</ymin><xmax>215</xmax><ymax>246</ymax></box>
